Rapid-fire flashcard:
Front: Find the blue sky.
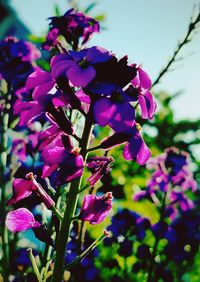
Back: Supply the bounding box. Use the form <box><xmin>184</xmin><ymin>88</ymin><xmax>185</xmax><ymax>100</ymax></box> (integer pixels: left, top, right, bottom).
<box><xmin>11</xmin><ymin>0</ymin><xmax>200</xmax><ymax>120</ymax></box>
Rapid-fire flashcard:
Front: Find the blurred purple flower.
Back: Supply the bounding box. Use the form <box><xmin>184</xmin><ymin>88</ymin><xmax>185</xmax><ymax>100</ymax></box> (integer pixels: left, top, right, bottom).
<box><xmin>0</xmin><ymin>37</ymin><xmax>40</xmax><ymax>89</ymax></box>
<box><xmin>42</xmin><ymin>28</ymin><xmax>59</xmax><ymax>50</ymax></box>
<box><xmin>12</xmin><ymin>139</ymin><xmax>27</xmax><ymax>162</ymax></box>
<box><xmin>6</xmin><ymin>208</ymin><xmax>41</xmax><ymax>233</ymax></box>
<box><xmin>148</xmin><ymin>147</ymin><xmax>197</xmax><ymax>192</ymax></box>
<box><xmin>80</xmin><ymin>192</ymin><xmax>113</xmax><ymax>224</ymax></box>
<box><xmin>46</xmin><ymin>9</ymin><xmax>100</xmax><ymax>48</ymax></box>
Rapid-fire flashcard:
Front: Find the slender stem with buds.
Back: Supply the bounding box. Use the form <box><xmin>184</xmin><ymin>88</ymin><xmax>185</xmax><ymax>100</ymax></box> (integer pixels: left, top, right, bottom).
<box><xmin>51</xmin><ymin>107</ymin><xmax>93</xmax><ymax>282</ymax></box>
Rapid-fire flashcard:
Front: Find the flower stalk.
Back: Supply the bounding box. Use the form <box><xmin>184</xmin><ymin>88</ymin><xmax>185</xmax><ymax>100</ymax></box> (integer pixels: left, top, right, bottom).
<box><xmin>65</xmin><ymin>231</ymin><xmax>110</xmax><ymax>270</ymax></box>
<box><xmin>51</xmin><ymin>107</ymin><xmax>93</xmax><ymax>282</ymax></box>
<box><xmin>0</xmin><ymin>93</ymin><xmax>10</xmax><ymax>281</ymax></box>
<box><xmin>27</xmin><ymin>248</ymin><xmax>43</xmax><ymax>282</ymax></box>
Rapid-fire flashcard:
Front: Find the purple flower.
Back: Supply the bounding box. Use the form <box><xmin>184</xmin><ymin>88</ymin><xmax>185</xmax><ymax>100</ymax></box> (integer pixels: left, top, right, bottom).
<box><xmin>6</xmin><ymin>208</ymin><xmax>41</xmax><ymax>233</ymax></box>
<box><xmin>101</xmin><ymin>123</ymin><xmax>151</xmax><ymax>165</ymax></box>
<box><xmin>148</xmin><ymin>147</ymin><xmax>197</xmax><ymax>192</ymax></box>
<box><xmin>86</xmin><ymin>156</ymin><xmax>114</xmax><ymax>186</ymax></box>
<box><xmin>47</xmin><ymin>9</ymin><xmax>100</xmax><ymax>48</ymax></box>
<box><xmin>12</xmin><ymin>139</ymin><xmax>27</xmax><ymax>162</ymax></box>
<box><xmin>131</xmin><ymin>66</ymin><xmax>157</xmax><ymax>119</ymax></box>
<box><xmin>80</xmin><ymin>192</ymin><xmax>113</xmax><ymax>224</ymax></box>
<box><xmin>41</xmin><ymin>135</ymin><xmax>84</xmax><ymax>185</ymax></box>
<box><xmin>15</xmin><ymin>71</ymin><xmax>74</xmax><ymax>134</ymax></box>
<box><xmin>42</xmin><ymin>28</ymin><xmax>59</xmax><ymax>50</ymax></box>
<box><xmin>26</xmin><ymin>70</ymin><xmax>55</xmax><ymax>101</ymax></box>
<box><xmin>51</xmin><ymin>46</ymin><xmax>113</xmax><ymax>87</ymax></box>
<box><xmin>38</xmin><ymin>124</ymin><xmax>62</xmax><ymax>151</ymax></box>
<box><xmin>0</xmin><ymin>37</ymin><xmax>40</xmax><ymax>89</ymax></box>
<box><xmin>7</xmin><ymin>173</ymin><xmax>55</xmax><ymax>209</ymax></box>
<box><xmin>93</xmin><ymin>86</ymin><xmax>135</xmax><ymax>131</ymax></box>
<box><xmin>169</xmin><ymin>191</ymin><xmax>194</xmax><ymax>212</ymax></box>
<box><xmin>135</xmin><ymin>147</ymin><xmax>197</xmax><ymax>219</ymax></box>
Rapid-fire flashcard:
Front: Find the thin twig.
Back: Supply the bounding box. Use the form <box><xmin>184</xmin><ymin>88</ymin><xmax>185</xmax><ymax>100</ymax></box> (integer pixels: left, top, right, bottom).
<box><xmin>152</xmin><ymin>10</ymin><xmax>200</xmax><ymax>88</ymax></box>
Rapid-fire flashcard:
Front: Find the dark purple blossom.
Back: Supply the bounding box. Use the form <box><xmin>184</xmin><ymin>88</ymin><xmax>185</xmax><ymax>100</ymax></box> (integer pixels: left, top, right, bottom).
<box><xmin>12</xmin><ymin>139</ymin><xmax>27</xmax><ymax>162</ymax></box>
<box><xmin>6</xmin><ymin>208</ymin><xmax>41</xmax><ymax>233</ymax></box>
<box><xmin>80</xmin><ymin>192</ymin><xmax>113</xmax><ymax>224</ymax></box>
<box><xmin>42</xmin><ymin>28</ymin><xmax>59</xmax><ymax>50</ymax></box>
<box><xmin>86</xmin><ymin>156</ymin><xmax>114</xmax><ymax>186</ymax></box>
<box><xmin>106</xmin><ymin>209</ymin><xmax>151</xmax><ymax>242</ymax></box>
<box><xmin>164</xmin><ymin>209</ymin><xmax>200</xmax><ymax>262</ymax></box>
<box><xmin>41</xmin><ymin>135</ymin><xmax>84</xmax><ymax>185</ymax></box>
<box><xmin>0</xmin><ymin>37</ymin><xmax>40</xmax><ymax>89</ymax></box>
<box><xmin>100</xmin><ymin>123</ymin><xmax>151</xmax><ymax>164</ymax></box>
<box><xmin>46</xmin><ymin>9</ymin><xmax>100</xmax><ymax>49</ymax></box>
<box><xmin>118</xmin><ymin>239</ymin><xmax>133</xmax><ymax>257</ymax></box>
<box><xmin>93</xmin><ymin>86</ymin><xmax>135</xmax><ymax>131</ymax></box>
<box><xmin>50</xmin><ymin>46</ymin><xmax>114</xmax><ymax>87</ymax></box>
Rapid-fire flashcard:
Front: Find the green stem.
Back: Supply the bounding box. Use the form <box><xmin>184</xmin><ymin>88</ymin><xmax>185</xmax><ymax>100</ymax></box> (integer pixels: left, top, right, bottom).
<box><xmin>65</xmin><ymin>232</ymin><xmax>108</xmax><ymax>270</ymax></box>
<box><xmin>79</xmin><ymin>182</ymin><xmax>90</xmax><ymax>193</ymax></box>
<box><xmin>27</xmin><ymin>248</ymin><xmax>43</xmax><ymax>282</ymax></box>
<box><xmin>87</xmin><ymin>144</ymin><xmax>102</xmax><ymax>153</ymax></box>
<box><xmin>146</xmin><ymin>191</ymin><xmax>167</xmax><ymax>282</ymax></box>
<box><xmin>51</xmin><ymin>108</ymin><xmax>93</xmax><ymax>282</ymax></box>
<box><xmin>42</xmin><ymin>186</ymin><xmax>61</xmax><ymax>278</ymax></box>
<box><xmin>0</xmin><ymin>100</ymin><xmax>10</xmax><ymax>281</ymax></box>
<box><xmin>52</xmin><ymin>206</ymin><xmax>63</xmax><ymax>221</ymax></box>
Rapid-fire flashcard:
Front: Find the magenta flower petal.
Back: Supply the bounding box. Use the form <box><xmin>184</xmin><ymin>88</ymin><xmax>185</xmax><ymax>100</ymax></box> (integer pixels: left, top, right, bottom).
<box><xmin>80</xmin><ymin>192</ymin><xmax>113</xmax><ymax>225</ymax></box>
<box><xmin>137</xmin><ymin>67</ymin><xmax>152</xmax><ymax>89</ymax></box>
<box><xmin>86</xmin><ymin>46</ymin><xmax>113</xmax><ymax>64</ymax></box>
<box><xmin>32</xmin><ymin>81</ymin><xmax>55</xmax><ymax>100</ymax></box>
<box><xmin>93</xmin><ymin>98</ymin><xmax>117</xmax><ymax>127</ymax></box>
<box><xmin>6</xmin><ymin>208</ymin><xmax>41</xmax><ymax>233</ymax></box>
<box><xmin>75</xmin><ymin>89</ymin><xmax>91</xmax><ymax>104</ymax></box>
<box><xmin>16</xmin><ymin>102</ymin><xmax>43</xmax><ymax>126</ymax></box>
<box><xmin>50</xmin><ymin>54</ymin><xmax>73</xmax><ymax>78</ymax></box>
<box><xmin>42</xmin><ymin>163</ymin><xmax>59</xmax><ymax>178</ymax></box>
<box><xmin>38</xmin><ymin>124</ymin><xmax>62</xmax><ymax>151</ymax></box>
<box><xmin>108</xmin><ymin>101</ymin><xmax>135</xmax><ymax>131</ymax></box>
<box><xmin>66</xmin><ymin>65</ymin><xmax>96</xmax><ymax>87</ymax></box>
<box><xmin>7</xmin><ymin>179</ymin><xmax>33</xmax><ymax>205</ymax></box>
<box><xmin>26</xmin><ymin>70</ymin><xmax>52</xmax><ymax>91</ymax></box>
<box><xmin>41</xmin><ymin>143</ymin><xmax>66</xmax><ymax>164</ymax></box>
<box><xmin>138</xmin><ymin>91</ymin><xmax>157</xmax><ymax>119</ymax></box>
<box><xmin>123</xmin><ymin>134</ymin><xmax>151</xmax><ymax>164</ymax></box>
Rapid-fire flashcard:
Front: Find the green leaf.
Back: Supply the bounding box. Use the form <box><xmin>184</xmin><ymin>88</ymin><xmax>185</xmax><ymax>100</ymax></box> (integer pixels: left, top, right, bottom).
<box><xmin>84</xmin><ymin>3</ymin><xmax>97</xmax><ymax>14</ymax></box>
